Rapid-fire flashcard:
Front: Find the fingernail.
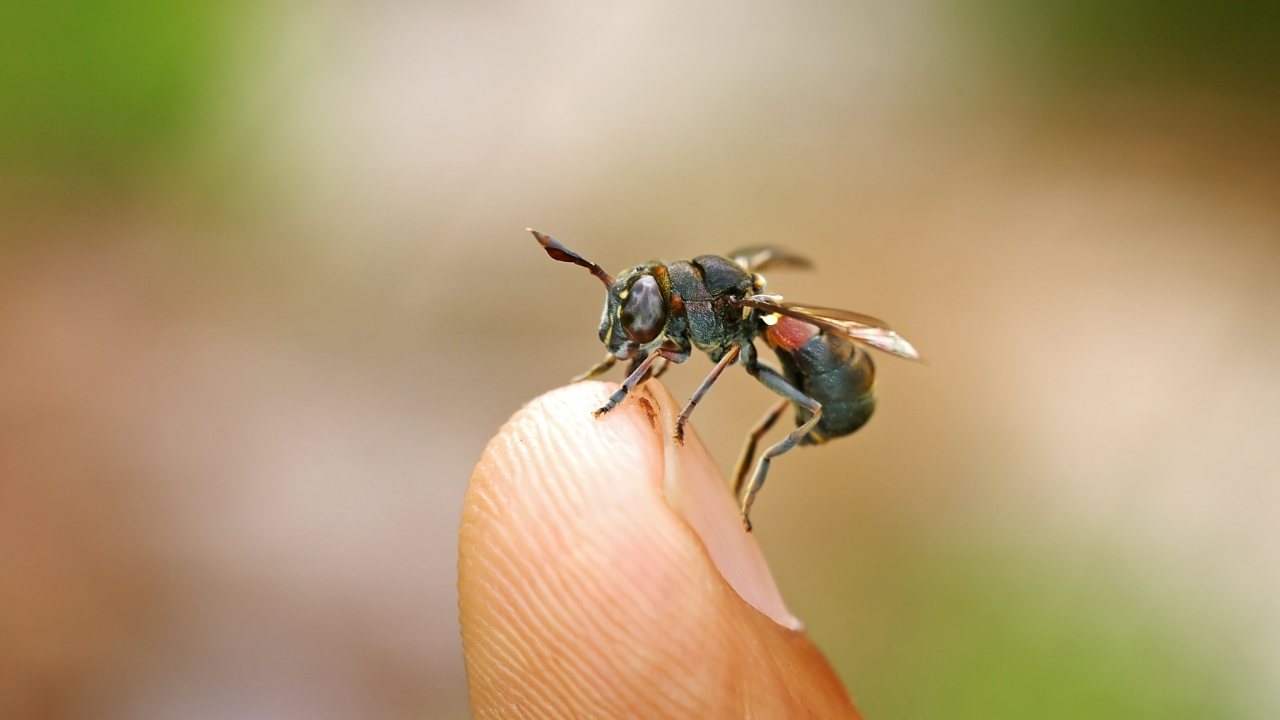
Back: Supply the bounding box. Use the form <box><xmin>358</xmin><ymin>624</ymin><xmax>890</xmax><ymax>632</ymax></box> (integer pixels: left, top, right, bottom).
<box><xmin>639</xmin><ymin>384</ymin><xmax>802</xmax><ymax>630</ymax></box>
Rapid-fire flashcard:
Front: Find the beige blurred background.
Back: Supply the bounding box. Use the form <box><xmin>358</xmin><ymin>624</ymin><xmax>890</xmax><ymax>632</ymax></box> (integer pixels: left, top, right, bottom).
<box><xmin>2</xmin><ymin>2</ymin><xmax>1278</xmax><ymax>718</ymax></box>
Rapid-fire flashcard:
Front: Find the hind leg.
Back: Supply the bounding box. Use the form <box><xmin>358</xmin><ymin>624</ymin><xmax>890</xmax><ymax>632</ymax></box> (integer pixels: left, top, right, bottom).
<box><xmin>732</xmin><ymin>399</ymin><xmax>789</xmax><ymax>499</ymax></box>
<box><xmin>741</xmin><ymin>363</ymin><xmax>822</xmax><ymax>531</ymax></box>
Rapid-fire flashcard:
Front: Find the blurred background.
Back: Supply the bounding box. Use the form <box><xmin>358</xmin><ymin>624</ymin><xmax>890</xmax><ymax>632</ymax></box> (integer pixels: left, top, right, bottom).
<box><xmin>2</xmin><ymin>1</ymin><xmax>1278</xmax><ymax>718</ymax></box>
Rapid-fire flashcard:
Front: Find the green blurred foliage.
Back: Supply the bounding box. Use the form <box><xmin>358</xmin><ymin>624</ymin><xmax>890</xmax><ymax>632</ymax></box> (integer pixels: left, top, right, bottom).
<box><xmin>0</xmin><ymin>2</ymin><xmax>239</xmax><ymax>184</ymax></box>
<box><xmin>967</xmin><ymin>0</ymin><xmax>1280</xmax><ymax>93</ymax></box>
<box><xmin>807</xmin><ymin>540</ymin><xmax>1251</xmax><ymax>719</ymax></box>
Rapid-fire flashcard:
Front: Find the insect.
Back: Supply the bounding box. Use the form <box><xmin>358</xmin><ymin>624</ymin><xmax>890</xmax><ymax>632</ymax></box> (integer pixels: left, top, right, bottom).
<box><xmin>530</xmin><ymin>229</ymin><xmax>920</xmax><ymax>531</ymax></box>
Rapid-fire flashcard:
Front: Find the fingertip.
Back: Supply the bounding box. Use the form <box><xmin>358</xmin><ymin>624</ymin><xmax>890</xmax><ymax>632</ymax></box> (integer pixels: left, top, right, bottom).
<box><xmin>460</xmin><ymin>382</ymin><xmax>698</xmax><ymax>714</ymax></box>
<box><xmin>462</xmin><ymin>380</ymin><xmax>795</xmax><ymax>628</ymax></box>
<box><xmin>461</xmin><ymin>382</ymin><xmax>664</xmax><ymax>554</ymax></box>
<box><xmin>459</xmin><ymin>382</ymin><xmax>857</xmax><ymax>718</ymax></box>
<box><xmin>639</xmin><ymin>381</ymin><xmax>798</xmax><ymax>630</ymax></box>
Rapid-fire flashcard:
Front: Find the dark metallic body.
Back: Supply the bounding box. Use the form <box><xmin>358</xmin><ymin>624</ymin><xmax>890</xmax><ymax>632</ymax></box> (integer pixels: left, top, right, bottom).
<box><xmin>667</xmin><ymin>255</ymin><xmax>756</xmax><ymax>359</ymax></box>
<box><xmin>774</xmin><ymin>332</ymin><xmax>876</xmax><ymax>444</ymax></box>
<box><xmin>530</xmin><ymin>229</ymin><xmax>916</xmax><ymax>531</ymax></box>
<box><xmin>669</xmin><ymin>255</ymin><xmax>878</xmax><ymax>444</ymax></box>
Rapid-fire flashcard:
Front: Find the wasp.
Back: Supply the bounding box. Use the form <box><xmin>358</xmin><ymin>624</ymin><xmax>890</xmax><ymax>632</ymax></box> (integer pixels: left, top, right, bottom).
<box><xmin>530</xmin><ymin>229</ymin><xmax>920</xmax><ymax>531</ymax></box>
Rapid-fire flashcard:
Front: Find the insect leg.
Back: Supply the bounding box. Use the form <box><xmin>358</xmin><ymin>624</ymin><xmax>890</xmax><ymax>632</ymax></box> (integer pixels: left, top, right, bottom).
<box><xmin>731</xmin><ymin>398</ymin><xmax>789</xmax><ymax>498</ymax></box>
<box><xmin>593</xmin><ymin>349</ymin><xmax>670</xmax><ymax>417</ymax></box>
<box><xmin>651</xmin><ymin>356</ymin><xmax>671</xmax><ymax>379</ymax></box>
<box><xmin>571</xmin><ymin>353</ymin><xmax>617</xmax><ymax>383</ymax></box>
<box><xmin>740</xmin><ymin>364</ymin><xmax>822</xmax><ymax>531</ymax></box>
<box><xmin>673</xmin><ymin>344</ymin><xmax>741</xmax><ymax>446</ymax></box>
<box><xmin>621</xmin><ymin>355</ymin><xmax>662</xmax><ymax>383</ymax></box>
<box><xmin>625</xmin><ymin>355</ymin><xmax>646</xmax><ymax>376</ymax></box>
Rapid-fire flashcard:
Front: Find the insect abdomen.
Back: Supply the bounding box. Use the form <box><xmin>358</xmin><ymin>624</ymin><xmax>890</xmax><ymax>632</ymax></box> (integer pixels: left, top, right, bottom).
<box><xmin>768</xmin><ymin>319</ymin><xmax>876</xmax><ymax>443</ymax></box>
<box><xmin>797</xmin><ymin>341</ymin><xmax>876</xmax><ymax>443</ymax></box>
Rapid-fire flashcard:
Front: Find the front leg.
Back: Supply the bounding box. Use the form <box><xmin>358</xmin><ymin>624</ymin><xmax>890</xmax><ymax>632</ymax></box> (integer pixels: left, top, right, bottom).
<box><xmin>673</xmin><ymin>344</ymin><xmax>741</xmax><ymax>445</ymax></box>
<box><xmin>594</xmin><ymin>349</ymin><xmax>681</xmax><ymax>417</ymax></box>
<box><xmin>624</xmin><ymin>338</ymin><xmax>688</xmax><ymax>380</ymax></box>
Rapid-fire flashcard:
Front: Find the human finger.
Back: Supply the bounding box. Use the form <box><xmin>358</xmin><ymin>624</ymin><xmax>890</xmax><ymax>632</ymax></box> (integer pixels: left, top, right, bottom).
<box><xmin>459</xmin><ymin>381</ymin><xmax>859</xmax><ymax>719</ymax></box>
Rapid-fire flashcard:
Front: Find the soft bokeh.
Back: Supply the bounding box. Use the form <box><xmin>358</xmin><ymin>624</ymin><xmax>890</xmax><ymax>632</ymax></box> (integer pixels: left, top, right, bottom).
<box><xmin>3</xmin><ymin>2</ymin><xmax>1277</xmax><ymax>718</ymax></box>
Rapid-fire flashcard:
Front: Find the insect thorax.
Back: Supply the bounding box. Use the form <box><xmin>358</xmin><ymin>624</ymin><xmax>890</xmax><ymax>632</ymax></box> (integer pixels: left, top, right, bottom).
<box><xmin>666</xmin><ymin>258</ymin><xmax>756</xmax><ymax>355</ymax></box>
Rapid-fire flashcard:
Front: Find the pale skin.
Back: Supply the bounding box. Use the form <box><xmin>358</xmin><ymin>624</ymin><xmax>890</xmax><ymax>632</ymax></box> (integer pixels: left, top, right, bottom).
<box><xmin>459</xmin><ymin>381</ymin><xmax>860</xmax><ymax>719</ymax></box>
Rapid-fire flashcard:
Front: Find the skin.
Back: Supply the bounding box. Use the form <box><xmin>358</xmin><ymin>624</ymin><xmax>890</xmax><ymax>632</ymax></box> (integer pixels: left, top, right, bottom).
<box><xmin>459</xmin><ymin>381</ymin><xmax>860</xmax><ymax>719</ymax></box>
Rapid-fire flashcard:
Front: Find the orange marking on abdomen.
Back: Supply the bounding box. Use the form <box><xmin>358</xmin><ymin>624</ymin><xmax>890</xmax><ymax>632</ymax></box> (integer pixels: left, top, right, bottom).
<box><xmin>766</xmin><ymin>315</ymin><xmax>820</xmax><ymax>351</ymax></box>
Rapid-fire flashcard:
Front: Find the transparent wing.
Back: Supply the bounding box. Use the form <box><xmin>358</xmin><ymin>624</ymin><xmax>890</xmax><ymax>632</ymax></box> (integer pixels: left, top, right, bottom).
<box><xmin>737</xmin><ymin>295</ymin><xmax>921</xmax><ymax>360</ymax></box>
<box><xmin>726</xmin><ymin>246</ymin><xmax>812</xmax><ymax>273</ymax></box>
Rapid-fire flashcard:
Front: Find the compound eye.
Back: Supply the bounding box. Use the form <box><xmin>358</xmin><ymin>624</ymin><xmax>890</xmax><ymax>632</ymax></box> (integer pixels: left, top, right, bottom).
<box><xmin>620</xmin><ymin>275</ymin><xmax>665</xmax><ymax>344</ymax></box>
